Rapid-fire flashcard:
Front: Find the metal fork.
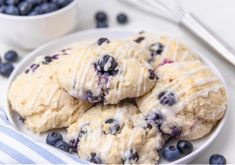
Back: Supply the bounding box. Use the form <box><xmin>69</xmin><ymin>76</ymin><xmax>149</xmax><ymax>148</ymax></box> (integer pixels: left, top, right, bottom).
<box><xmin>119</xmin><ymin>0</ymin><xmax>235</xmax><ymax>66</ymax></box>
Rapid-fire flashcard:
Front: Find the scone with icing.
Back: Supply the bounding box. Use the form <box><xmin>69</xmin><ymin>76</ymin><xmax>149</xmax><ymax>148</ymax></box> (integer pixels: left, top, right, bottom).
<box><xmin>129</xmin><ymin>32</ymin><xmax>199</xmax><ymax>70</ymax></box>
<box><xmin>67</xmin><ymin>103</ymin><xmax>164</xmax><ymax>164</ymax></box>
<box><xmin>8</xmin><ymin>48</ymin><xmax>92</xmax><ymax>133</ymax></box>
<box><xmin>136</xmin><ymin>61</ymin><xmax>227</xmax><ymax>140</ymax></box>
<box><xmin>58</xmin><ymin>38</ymin><xmax>157</xmax><ymax>104</ymax></box>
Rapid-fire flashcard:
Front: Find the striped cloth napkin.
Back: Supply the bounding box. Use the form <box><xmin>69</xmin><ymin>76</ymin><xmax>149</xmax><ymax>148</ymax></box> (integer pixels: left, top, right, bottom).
<box><xmin>0</xmin><ymin>109</ymin><xmax>88</xmax><ymax>164</ymax></box>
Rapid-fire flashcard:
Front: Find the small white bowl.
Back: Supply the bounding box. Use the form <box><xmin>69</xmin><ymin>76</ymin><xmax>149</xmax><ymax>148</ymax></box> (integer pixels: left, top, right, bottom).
<box><xmin>4</xmin><ymin>28</ymin><xmax>229</xmax><ymax>164</ymax></box>
<box><xmin>0</xmin><ymin>1</ymin><xmax>79</xmax><ymax>50</ymax></box>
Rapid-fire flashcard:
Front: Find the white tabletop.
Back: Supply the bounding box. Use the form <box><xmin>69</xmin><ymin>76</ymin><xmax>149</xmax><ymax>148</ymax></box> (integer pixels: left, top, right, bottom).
<box><xmin>0</xmin><ymin>0</ymin><xmax>235</xmax><ymax>163</ymax></box>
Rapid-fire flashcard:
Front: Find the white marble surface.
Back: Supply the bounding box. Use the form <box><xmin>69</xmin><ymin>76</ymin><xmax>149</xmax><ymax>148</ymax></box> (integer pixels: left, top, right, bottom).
<box><xmin>0</xmin><ymin>0</ymin><xmax>235</xmax><ymax>163</ymax></box>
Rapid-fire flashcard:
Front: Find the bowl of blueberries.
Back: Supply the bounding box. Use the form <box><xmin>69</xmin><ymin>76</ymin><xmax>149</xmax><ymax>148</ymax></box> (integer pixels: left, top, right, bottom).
<box><xmin>0</xmin><ymin>0</ymin><xmax>78</xmax><ymax>50</ymax></box>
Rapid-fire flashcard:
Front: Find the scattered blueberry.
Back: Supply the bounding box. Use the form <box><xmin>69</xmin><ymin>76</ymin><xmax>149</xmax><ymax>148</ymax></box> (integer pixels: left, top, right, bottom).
<box><xmin>4</xmin><ymin>50</ymin><xmax>18</xmax><ymax>62</ymax></box>
<box><xmin>0</xmin><ymin>5</ymin><xmax>6</xmax><ymax>13</ymax></box>
<box><xmin>103</xmin><ymin>118</ymin><xmax>120</xmax><ymax>135</ymax></box>
<box><xmin>148</xmin><ymin>69</ymin><xmax>157</xmax><ymax>80</ymax></box>
<box><xmin>97</xmin><ymin>37</ymin><xmax>110</xmax><ymax>46</ymax></box>
<box><xmin>158</xmin><ymin>91</ymin><xmax>177</xmax><ymax>106</ymax></box>
<box><xmin>4</xmin><ymin>6</ymin><xmax>19</xmax><ymax>15</ymax></box>
<box><xmin>0</xmin><ymin>62</ymin><xmax>14</xmax><ymax>77</ymax></box>
<box><xmin>162</xmin><ymin>145</ymin><xmax>181</xmax><ymax>162</ymax></box>
<box><xmin>209</xmin><ymin>154</ymin><xmax>226</xmax><ymax>165</ymax></box>
<box><xmin>46</xmin><ymin>132</ymin><xmax>63</xmax><ymax>146</ymax></box>
<box><xmin>95</xmin><ymin>11</ymin><xmax>107</xmax><ymax>23</ymax></box>
<box><xmin>122</xmin><ymin>149</ymin><xmax>139</xmax><ymax>164</ymax></box>
<box><xmin>96</xmin><ymin>21</ymin><xmax>108</xmax><ymax>28</ymax></box>
<box><xmin>117</xmin><ymin>13</ymin><xmax>128</xmax><ymax>24</ymax></box>
<box><xmin>54</xmin><ymin>140</ymin><xmax>70</xmax><ymax>152</ymax></box>
<box><xmin>145</xmin><ymin>112</ymin><xmax>164</xmax><ymax>128</ymax></box>
<box><xmin>79</xmin><ymin>124</ymin><xmax>90</xmax><ymax>138</ymax></box>
<box><xmin>134</xmin><ymin>37</ymin><xmax>145</xmax><ymax>43</ymax></box>
<box><xmin>149</xmin><ymin>42</ymin><xmax>165</xmax><ymax>56</ymax></box>
<box><xmin>89</xmin><ymin>153</ymin><xmax>102</xmax><ymax>164</ymax></box>
<box><xmin>69</xmin><ymin>138</ymin><xmax>79</xmax><ymax>153</ymax></box>
<box><xmin>95</xmin><ymin>55</ymin><xmax>118</xmax><ymax>76</ymax></box>
<box><xmin>176</xmin><ymin>140</ymin><xmax>193</xmax><ymax>155</ymax></box>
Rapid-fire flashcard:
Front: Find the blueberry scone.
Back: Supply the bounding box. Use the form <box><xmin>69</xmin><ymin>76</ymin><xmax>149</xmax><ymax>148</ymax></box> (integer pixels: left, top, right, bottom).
<box><xmin>136</xmin><ymin>61</ymin><xmax>227</xmax><ymax>140</ymax></box>
<box><xmin>8</xmin><ymin>48</ymin><xmax>92</xmax><ymax>133</ymax></box>
<box><xmin>58</xmin><ymin>38</ymin><xmax>157</xmax><ymax>104</ymax></box>
<box><xmin>67</xmin><ymin>103</ymin><xmax>164</xmax><ymax>164</ymax></box>
<box><xmin>129</xmin><ymin>32</ymin><xmax>199</xmax><ymax>70</ymax></box>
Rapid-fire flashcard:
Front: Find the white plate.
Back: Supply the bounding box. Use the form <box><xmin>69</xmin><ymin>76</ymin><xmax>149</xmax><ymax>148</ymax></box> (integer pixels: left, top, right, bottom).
<box><xmin>4</xmin><ymin>28</ymin><xmax>229</xmax><ymax>164</ymax></box>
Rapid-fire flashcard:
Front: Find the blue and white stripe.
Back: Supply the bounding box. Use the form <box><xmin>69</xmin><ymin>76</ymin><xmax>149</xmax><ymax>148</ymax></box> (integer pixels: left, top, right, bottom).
<box><xmin>0</xmin><ymin>109</ymin><xmax>88</xmax><ymax>164</ymax></box>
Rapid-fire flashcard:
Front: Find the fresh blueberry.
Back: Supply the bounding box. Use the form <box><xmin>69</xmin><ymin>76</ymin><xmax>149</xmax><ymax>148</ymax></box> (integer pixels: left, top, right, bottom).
<box><xmin>46</xmin><ymin>132</ymin><xmax>63</xmax><ymax>146</ymax></box>
<box><xmin>158</xmin><ymin>91</ymin><xmax>177</xmax><ymax>106</ymax></box>
<box><xmin>6</xmin><ymin>0</ymin><xmax>19</xmax><ymax>6</ymax></box>
<box><xmin>0</xmin><ymin>0</ymin><xmax>5</xmax><ymax>6</ymax></box>
<box><xmin>54</xmin><ymin>140</ymin><xmax>70</xmax><ymax>152</ymax></box>
<box><xmin>39</xmin><ymin>3</ymin><xmax>51</xmax><ymax>14</ymax></box>
<box><xmin>86</xmin><ymin>90</ymin><xmax>104</xmax><ymax>103</ymax></box>
<box><xmin>0</xmin><ymin>63</ymin><xmax>14</xmax><ymax>77</ymax></box>
<box><xmin>162</xmin><ymin>145</ymin><xmax>181</xmax><ymax>162</ymax></box>
<box><xmin>103</xmin><ymin>119</ymin><xmax>120</xmax><ymax>135</ymax></box>
<box><xmin>117</xmin><ymin>13</ymin><xmax>128</xmax><ymax>24</ymax></box>
<box><xmin>149</xmin><ymin>42</ymin><xmax>165</xmax><ymax>56</ymax></box>
<box><xmin>97</xmin><ymin>37</ymin><xmax>110</xmax><ymax>46</ymax></box>
<box><xmin>28</xmin><ymin>10</ymin><xmax>40</xmax><ymax>16</ymax></box>
<box><xmin>47</xmin><ymin>3</ymin><xmax>58</xmax><ymax>12</ymax></box>
<box><xmin>95</xmin><ymin>55</ymin><xmax>118</xmax><ymax>76</ymax></box>
<box><xmin>95</xmin><ymin>11</ymin><xmax>107</xmax><ymax>22</ymax></box>
<box><xmin>53</xmin><ymin>0</ymin><xmax>72</xmax><ymax>8</ymax></box>
<box><xmin>0</xmin><ymin>5</ymin><xmax>6</xmax><ymax>13</ymax></box>
<box><xmin>134</xmin><ymin>36</ymin><xmax>145</xmax><ymax>43</ymax></box>
<box><xmin>69</xmin><ymin>138</ymin><xmax>79</xmax><ymax>153</ymax></box>
<box><xmin>4</xmin><ymin>5</ymin><xmax>19</xmax><ymax>15</ymax></box>
<box><xmin>96</xmin><ymin>21</ymin><xmax>108</xmax><ymax>28</ymax></box>
<box><xmin>122</xmin><ymin>149</ymin><xmax>139</xmax><ymax>164</ymax></box>
<box><xmin>89</xmin><ymin>153</ymin><xmax>102</xmax><ymax>164</ymax></box>
<box><xmin>18</xmin><ymin>1</ymin><xmax>33</xmax><ymax>15</ymax></box>
<box><xmin>176</xmin><ymin>140</ymin><xmax>193</xmax><ymax>155</ymax></box>
<box><xmin>4</xmin><ymin>50</ymin><xmax>18</xmax><ymax>62</ymax></box>
<box><xmin>209</xmin><ymin>154</ymin><xmax>226</xmax><ymax>165</ymax></box>
<box><xmin>26</xmin><ymin>0</ymin><xmax>42</xmax><ymax>6</ymax></box>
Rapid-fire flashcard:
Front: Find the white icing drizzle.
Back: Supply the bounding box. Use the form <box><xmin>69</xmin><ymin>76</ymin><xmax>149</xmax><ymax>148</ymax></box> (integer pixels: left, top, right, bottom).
<box><xmin>46</xmin><ymin>85</ymin><xmax>60</xmax><ymax>105</ymax></box>
<box><xmin>136</xmin><ymin>68</ymin><xmax>145</xmax><ymax>96</ymax></box>
<box><xmin>180</xmin><ymin>50</ymin><xmax>190</xmax><ymax>61</ymax></box>
<box><xmin>172</xmin><ymin>41</ymin><xmax>179</xmax><ymax>61</ymax></box>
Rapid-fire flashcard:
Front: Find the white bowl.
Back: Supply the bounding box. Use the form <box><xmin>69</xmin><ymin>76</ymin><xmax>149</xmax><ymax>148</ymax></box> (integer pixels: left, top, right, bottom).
<box><xmin>0</xmin><ymin>1</ymin><xmax>79</xmax><ymax>50</ymax></box>
<box><xmin>4</xmin><ymin>28</ymin><xmax>229</xmax><ymax>164</ymax></box>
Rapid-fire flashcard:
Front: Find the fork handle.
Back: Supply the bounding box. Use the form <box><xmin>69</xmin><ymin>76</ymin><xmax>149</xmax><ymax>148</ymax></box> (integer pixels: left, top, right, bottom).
<box><xmin>181</xmin><ymin>13</ymin><xmax>235</xmax><ymax>66</ymax></box>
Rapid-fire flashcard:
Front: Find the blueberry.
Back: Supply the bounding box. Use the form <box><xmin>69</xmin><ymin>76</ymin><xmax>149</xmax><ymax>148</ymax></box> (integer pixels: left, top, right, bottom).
<box><xmin>148</xmin><ymin>69</ymin><xmax>157</xmax><ymax>80</ymax></box>
<box><xmin>134</xmin><ymin>37</ymin><xmax>145</xmax><ymax>43</ymax></box>
<box><xmin>79</xmin><ymin>124</ymin><xmax>90</xmax><ymax>138</ymax></box>
<box><xmin>46</xmin><ymin>132</ymin><xmax>63</xmax><ymax>146</ymax></box>
<box><xmin>95</xmin><ymin>55</ymin><xmax>118</xmax><ymax>76</ymax></box>
<box><xmin>54</xmin><ymin>140</ymin><xmax>70</xmax><ymax>152</ymax></box>
<box><xmin>95</xmin><ymin>11</ymin><xmax>107</xmax><ymax>22</ymax></box>
<box><xmin>6</xmin><ymin>0</ymin><xmax>19</xmax><ymax>6</ymax></box>
<box><xmin>69</xmin><ymin>138</ymin><xmax>79</xmax><ymax>153</ymax></box>
<box><xmin>162</xmin><ymin>145</ymin><xmax>181</xmax><ymax>162</ymax></box>
<box><xmin>42</xmin><ymin>56</ymin><xmax>53</xmax><ymax>64</ymax></box>
<box><xmin>0</xmin><ymin>5</ymin><xmax>6</xmax><ymax>13</ymax></box>
<box><xmin>149</xmin><ymin>42</ymin><xmax>165</xmax><ymax>56</ymax></box>
<box><xmin>97</xmin><ymin>37</ymin><xmax>110</xmax><ymax>46</ymax></box>
<box><xmin>171</xmin><ymin>126</ymin><xmax>182</xmax><ymax>138</ymax></box>
<box><xmin>117</xmin><ymin>13</ymin><xmax>128</xmax><ymax>24</ymax></box>
<box><xmin>53</xmin><ymin>0</ymin><xmax>72</xmax><ymax>8</ymax></box>
<box><xmin>158</xmin><ymin>91</ymin><xmax>177</xmax><ymax>106</ymax></box>
<box><xmin>26</xmin><ymin>0</ymin><xmax>42</xmax><ymax>6</ymax></box>
<box><xmin>96</xmin><ymin>21</ymin><xmax>108</xmax><ymax>28</ymax></box>
<box><xmin>145</xmin><ymin>112</ymin><xmax>164</xmax><ymax>128</ymax></box>
<box><xmin>103</xmin><ymin>119</ymin><xmax>120</xmax><ymax>135</ymax></box>
<box><xmin>209</xmin><ymin>154</ymin><xmax>226</xmax><ymax>165</ymax></box>
<box><xmin>0</xmin><ymin>63</ymin><xmax>14</xmax><ymax>77</ymax></box>
<box><xmin>39</xmin><ymin>3</ymin><xmax>51</xmax><ymax>14</ymax></box>
<box><xmin>28</xmin><ymin>10</ymin><xmax>40</xmax><ymax>16</ymax></box>
<box><xmin>18</xmin><ymin>1</ymin><xmax>33</xmax><ymax>15</ymax></box>
<box><xmin>0</xmin><ymin>0</ymin><xmax>5</xmax><ymax>6</ymax></box>
<box><xmin>4</xmin><ymin>50</ymin><xmax>18</xmax><ymax>62</ymax></box>
<box><xmin>89</xmin><ymin>153</ymin><xmax>102</xmax><ymax>164</ymax></box>
<box><xmin>176</xmin><ymin>140</ymin><xmax>193</xmax><ymax>155</ymax></box>
<box><xmin>4</xmin><ymin>5</ymin><xmax>19</xmax><ymax>15</ymax></box>
<box><xmin>122</xmin><ymin>149</ymin><xmax>139</xmax><ymax>164</ymax></box>
<box><xmin>86</xmin><ymin>90</ymin><xmax>104</xmax><ymax>103</ymax></box>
